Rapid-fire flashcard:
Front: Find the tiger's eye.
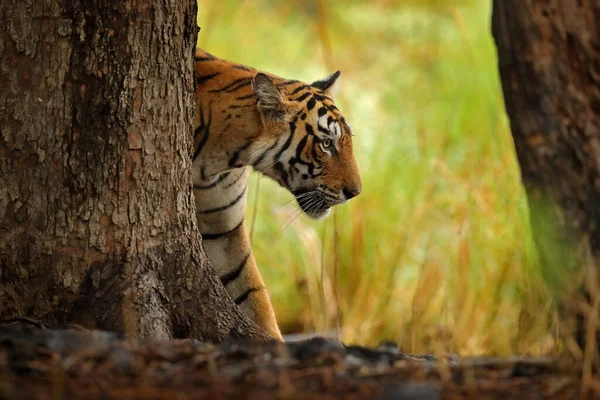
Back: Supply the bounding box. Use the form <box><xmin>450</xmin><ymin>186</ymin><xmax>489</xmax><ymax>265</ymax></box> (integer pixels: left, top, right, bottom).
<box><xmin>322</xmin><ymin>138</ymin><xmax>332</xmax><ymax>148</ymax></box>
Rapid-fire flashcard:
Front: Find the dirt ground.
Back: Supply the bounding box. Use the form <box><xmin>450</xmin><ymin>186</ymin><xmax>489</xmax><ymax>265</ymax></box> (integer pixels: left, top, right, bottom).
<box><xmin>0</xmin><ymin>319</ymin><xmax>596</xmax><ymax>399</ymax></box>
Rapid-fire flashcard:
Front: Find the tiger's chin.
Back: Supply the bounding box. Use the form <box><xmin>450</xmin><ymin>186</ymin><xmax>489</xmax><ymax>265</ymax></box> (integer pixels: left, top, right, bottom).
<box><xmin>304</xmin><ymin>206</ymin><xmax>331</xmax><ymax>220</ymax></box>
<box><xmin>295</xmin><ymin>194</ymin><xmax>332</xmax><ymax>219</ymax></box>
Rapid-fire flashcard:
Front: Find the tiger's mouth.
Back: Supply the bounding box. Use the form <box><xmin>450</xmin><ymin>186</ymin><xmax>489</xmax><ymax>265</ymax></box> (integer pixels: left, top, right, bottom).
<box><xmin>293</xmin><ymin>187</ymin><xmax>336</xmax><ymax>219</ymax></box>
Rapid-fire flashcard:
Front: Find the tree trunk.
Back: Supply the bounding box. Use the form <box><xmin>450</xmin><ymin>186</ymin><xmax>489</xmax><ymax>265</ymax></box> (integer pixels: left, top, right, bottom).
<box><xmin>492</xmin><ymin>1</ymin><xmax>600</xmax><ymax>347</ymax></box>
<box><xmin>0</xmin><ymin>0</ymin><xmax>267</xmax><ymax>341</ymax></box>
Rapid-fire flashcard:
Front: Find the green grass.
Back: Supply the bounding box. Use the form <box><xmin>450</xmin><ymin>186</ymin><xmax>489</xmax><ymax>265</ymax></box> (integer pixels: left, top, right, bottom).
<box><xmin>197</xmin><ymin>0</ymin><xmax>558</xmax><ymax>356</ymax></box>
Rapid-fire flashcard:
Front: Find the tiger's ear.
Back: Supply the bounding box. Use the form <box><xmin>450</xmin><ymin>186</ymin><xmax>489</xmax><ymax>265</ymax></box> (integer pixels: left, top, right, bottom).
<box><xmin>311</xmin><ymin>70</ymin><xmax>341</xmax><ymax>97</ymax></box>
<box><xmin>253</xmin><ymin>73</ymin><xmax>302</xmax><ymax>123</ymax></box>
<box><xmin>253</xmin><ymin>73</ymin><xmax>286</xmax><ymax>121</ymax></box>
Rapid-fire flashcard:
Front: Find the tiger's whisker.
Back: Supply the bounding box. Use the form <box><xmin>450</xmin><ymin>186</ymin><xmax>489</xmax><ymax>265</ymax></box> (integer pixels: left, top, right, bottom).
<box><xmin>275</xmin><ymin>192</ymin><xmax>317</xmax><ymax>211</ymax></box>
<box><xmin>283</xmin><ymin>208</ymin><xmax>305</xmax><ymax>231</ymax></box>
<box><xmin>281</xmin><ymin>207</ymin><xmax>304</xmax><ymax>230</ymax></box>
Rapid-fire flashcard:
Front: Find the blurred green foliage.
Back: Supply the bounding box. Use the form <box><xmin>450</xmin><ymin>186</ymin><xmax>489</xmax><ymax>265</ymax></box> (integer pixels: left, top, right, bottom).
<box><xmin>197</xmin><ymin>0</ymin><xmax>559</xmax><ymax>355</ymax></box>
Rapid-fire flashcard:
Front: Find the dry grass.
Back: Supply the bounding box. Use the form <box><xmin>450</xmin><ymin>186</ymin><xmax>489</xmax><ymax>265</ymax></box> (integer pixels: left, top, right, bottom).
<box><xmin>197</xmin><ymin>0</ymin><xmax>565</xmax><ymax>356</ymax></box>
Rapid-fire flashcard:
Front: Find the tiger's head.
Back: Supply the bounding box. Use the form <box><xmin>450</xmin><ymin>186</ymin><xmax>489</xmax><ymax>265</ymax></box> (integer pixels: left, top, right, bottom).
<box><xmin>251</xmin><ymin>71</ymin><xmax>361</xmax><ymax>219</ymax></box>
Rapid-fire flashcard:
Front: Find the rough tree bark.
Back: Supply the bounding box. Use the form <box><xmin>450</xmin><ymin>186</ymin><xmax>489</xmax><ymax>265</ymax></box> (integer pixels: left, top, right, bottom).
<box><xmin>492</xmin><ymin>1</ymin><xmax>600</xmax><ymax>346</ymax></box>
<box><xmin>0</xmin><ymin>0</ymin><xmax>267</xmax><ymax>341</ymax></box>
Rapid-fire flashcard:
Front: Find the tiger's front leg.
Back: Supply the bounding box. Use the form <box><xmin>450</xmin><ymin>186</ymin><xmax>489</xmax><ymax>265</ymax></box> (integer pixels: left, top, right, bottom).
<box><xmin>193</xmin><ymin>167</ymin><xmax>282</xmax><ymax>340</ymax></box>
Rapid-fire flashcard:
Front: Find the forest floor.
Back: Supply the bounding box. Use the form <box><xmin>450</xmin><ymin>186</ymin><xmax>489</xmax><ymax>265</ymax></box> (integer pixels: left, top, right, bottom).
<box><xmin>0</xmin><ymin>319</ymin><xmax>596</xmax><ymax>399</ymax></box>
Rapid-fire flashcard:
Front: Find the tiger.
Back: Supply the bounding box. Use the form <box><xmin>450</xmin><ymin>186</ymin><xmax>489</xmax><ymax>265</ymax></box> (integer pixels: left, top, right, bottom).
<box><xmin>192</xmin><ymin>48</ymin><xmax>362</xmax><ymax>340</ymax></box>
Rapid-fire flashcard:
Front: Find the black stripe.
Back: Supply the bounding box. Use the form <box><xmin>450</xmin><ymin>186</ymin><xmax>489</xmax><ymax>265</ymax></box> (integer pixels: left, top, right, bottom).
<box><xmin>229</xmin><ymin>141</ymin><xmax>252</xmax><ymax>168</ymax></box>
<box><xmin>295</xmin><ymin>135</ymin><xmax>309</xmax><ymax>159</ymax></box>
<box><xmin>196</xmin><ymin>72</ymin><xmax>219</xmax><ymax>85</ymax></box>
<box><xmin>252</xmin><ymin>150</ymin><xmax>269</xmax><ymax>167</ymax></box>
<box><xmin>270</xmin><ymin>122</ymin><xmax>296</xmax><ymax>187</ymax></box>
<box><xmin>306</xmin><ymin>97</ymin><xmax>316</xmax><ymax>111</ymax></box>
<box><xmin>274</xmin><ymin>161</ymin><xmax>288</xmax><ymax>187</ymax></box>
<box><xmin>209</xmin><ymin>77</ymin><xmax>252</xmax><ymax>93</ymax></box>
<box><xmin>289</xmin><ymin>134</ymin><xmax>319</xmax><ymax>177</ymax></box>
<box><xmin>311</xmin><ymin>139</ymin><xmax>321</xmax><ymax>161</ymax></box>
<box><xmin>201</xmin><ymin>219</ymin><xmax>244</xmax><ymax>240</ymax></box>
<box><xmin>277</xmin><ymin>80</ymin><xmax>299</xmax><ymax>87</ymax></box>
<box><xmin>236</xmin><ymin>93</ymin><xmax>256</xmax><ymax>101</ymax></box>
<box><xmin>224</xmin><ymin>171</ymin><xmax>246</xmax><ymax>188</ymax></box>
<box><xmin>233</xmin><ymin>65</ymin><xmax>252</xmax><ymax>71</ymax></box>
<box><xmin>234</xmin><ymin>287</ymin><xmax>263</xmax><ymax>305</ymax></box>
<box><xmin>195</xmin><ymin>55</ymin><xmax>216</xmax><ymax>62</ymax></box>
<box><xmin>220</xmin><ymin>253</ymin><xmax>250</xmax><ymax>286</ymax></box>
<box><xmin>274</xmin><ymin>122</ymin><xmax>296</xmax><ymax>160</ymax></box>
<box><xmin>317</xmin><ymin>124</ymin><xmax>329</xmax><ymax>135</ymax></box>
<box><xmin>193</xmin><ymin>105</ymin><xmax>212</xmax><ymax>161</ymax></box>
<box><xmin>290</xmin><ymin>85</ymin><xmax>308</xmax><ymax>95</ymax></box>
<box><xmin>193</xmin><ymin>172</ymin><xmax>230</xmax><ymax>190</ymax></box>
<box><xmin>220</xmin><ymin>123</ymin><xmax>232</xmax><ymax>136</ymax></box>
<box><xmin>193</xmin><ymin>130</ymin><xmax>209</xmax><ymax>160</ymax></box>
<box><xmin>197</xmin><ymin>186</ymin><xmax>247</xmax><ymax>214</ymax></box>
<box><xmin>294</xmin><ymin>92</ymin><xmax>311</xmax><ymax>102</ymax></box>
<box><xmin>224</xmin><ymin>80</ymin><xmax>252</xmax><ymax>93</ymax></box>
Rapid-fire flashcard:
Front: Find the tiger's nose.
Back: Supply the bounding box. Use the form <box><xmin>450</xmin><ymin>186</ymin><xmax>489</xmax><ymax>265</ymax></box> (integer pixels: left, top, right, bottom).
<box><xmin>342</xmin><ymin>185</ymin><xmax>361</xmax><ymax>200</ymax></box>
